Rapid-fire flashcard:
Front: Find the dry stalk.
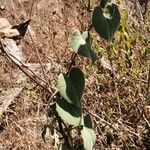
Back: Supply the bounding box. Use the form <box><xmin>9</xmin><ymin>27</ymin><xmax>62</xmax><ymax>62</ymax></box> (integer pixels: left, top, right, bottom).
<box><xmin>29</xmin><ymin>0</ymin><xmax>35</xmax><ymax>19</ymax></box>
<box><xmin>107</xmin><ymin>45</ymin><xmax>121</xmax><ymax>114</ymax></box>
<box><xmin>86</xmin><ymin>109</ymin><xmax>119</xmax><ymax>132</ymax></box>
<box><xmin>28</xmin><ymin>30</ymin><xmax>52</xmax><ymax>93</ymax></box>
<box><xmin>0</xmin><ymin>39</ymin><xmax>52</xmax><ymax>93</ymax></box>
<box><xmin>147</xmin><ymin>65</ymin><xmax>150</xmax><ymax>97</ymax></box>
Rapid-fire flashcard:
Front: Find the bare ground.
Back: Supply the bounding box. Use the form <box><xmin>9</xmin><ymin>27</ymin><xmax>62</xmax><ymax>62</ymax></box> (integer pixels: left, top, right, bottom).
<box><xmin>0</xmin><ymin>0</ymin><xmax>150</xmax><ymax>150</ymax></box>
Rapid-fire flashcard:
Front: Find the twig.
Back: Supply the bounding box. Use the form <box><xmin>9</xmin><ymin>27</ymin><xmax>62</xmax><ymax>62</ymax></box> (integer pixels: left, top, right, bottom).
<box><xmin>143</xmin><ymin>113</ymin><xmax>150</xmax><ymax>128</ymax></box>
<box><xmin>87</xmin><ymin>0</ymin><xmax>91</xmax><ymax>11</ymax></box>
<box><xmin>107</xmin><ymin>45</ymin><xmax>121</xmax><ymax>114</ymax></box>
<box><xmin>86</xmin><ymin>109</ymin><xmax>118</xmax><ymax>131</ymax></box>
<box><xmin>0</xmin><ymin>40</ymin><xmax>51</xmax><ymax>93</ymax></box>
<box><xmin>29</xmin><ymin>0</ymin><xmax>35</xmax><ymax>19</ymax></box>
<box><xmin>28</xmin><ymin>30</ymin><xmax>52</xmax><ymax>93</ymax></box>
<box><xmin>137</xmin><ymin>105</ymin><xmax>150</xmax><ymax>129</ymax></box>
<box><xmin>67</xmin><ymin>53</ymin><xmax>77</xmax><ymax>75</ymax></box>
<box><xmin>118</xmin><ymin>117</ymin><xmax>143</xmax><ymax>139</ymax></box>
<box><xmin>53</xmin><ymin>109</ymin><xmax>72</xmax><ymax>148</ymax></box>
<box><xmin>4</xmin><ymin>50</ymin><xmax>47</xmax><ymax>84</ymax></box>
<box><xmin>147</xmin><ymin>65</ymin><xmax>150</xmax><ymax>97</ymax></box>
<box><xmin>48</xmin><ymin>89</ymin><xmax>59</xmax><ymax>104</ymax></box>
<box><xmin>8</xmin><ymin>1</ymin><xmax>52</xmax><ymax>93</ymax></box>
<box><xmin>39</xmin><ymin>47</ymin><xmax>65</xmax><ymax>72</ymax></box>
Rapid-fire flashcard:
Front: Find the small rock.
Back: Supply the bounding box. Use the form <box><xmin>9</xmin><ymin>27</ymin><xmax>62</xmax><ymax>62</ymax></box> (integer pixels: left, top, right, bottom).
<box><xmin>0</xmin><ymin>5</ymin><xmax>5</xmax><ymax>10</ymax></box>
<box><xmin>0</xmin><ymin>18</ymin><xmax>12</xmax><ymax>30</ymax></box>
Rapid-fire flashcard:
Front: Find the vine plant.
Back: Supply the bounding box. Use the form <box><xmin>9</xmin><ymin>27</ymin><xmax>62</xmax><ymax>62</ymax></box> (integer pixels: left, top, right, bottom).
<box><xmin>42</xmin><ymin>1</ymin><xmax>121</xmax><ymax>149</ymax></box>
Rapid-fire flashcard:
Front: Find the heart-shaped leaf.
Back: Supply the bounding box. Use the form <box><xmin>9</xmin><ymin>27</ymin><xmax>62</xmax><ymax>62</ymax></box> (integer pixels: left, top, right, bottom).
<box><xmin>58</xmin><ymin>67</ymin><xmax>85</xmax><ymax>107</ymax></box>
<box><xmin>92</xmin><ymin>2</ymin><xmax>121</xmax><ymax>40</ymax></box>
<box><xmin>71</xmin><ymin>30</ymin><xmax>97</xmax><ymax>62</ymax></box>
<box><xmin>56</xmin><ymin>98</ymin><xmax>81</xmax><ymax>126</ymax></box>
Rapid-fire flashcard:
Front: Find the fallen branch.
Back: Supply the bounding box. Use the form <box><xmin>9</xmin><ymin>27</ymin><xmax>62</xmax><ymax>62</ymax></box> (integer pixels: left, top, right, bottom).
<box><xmin>0</xmin><ymin>39</ymin><xmax>52</xmax><ymax>93</ymax></box>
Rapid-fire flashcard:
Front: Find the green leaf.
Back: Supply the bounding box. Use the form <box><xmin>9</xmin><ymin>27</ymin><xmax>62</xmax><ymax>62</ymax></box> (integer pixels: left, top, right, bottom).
<box><xmin>69</xmin><ymin>68</ymin><xmax>85</xmax><ymax>101</ymax></box>
<box><xmin>59</xmin><ymin>143</ymin><xmax>68</xmax><ymax>150</ymax></box>
<box><xmin>58</xmin><ymin>68</ymin><xmax>85</xmax><ymax>107</ymax></box>
<box><xmin>56</xmin><ymin>98</ymin><xmax>81</xmax><ymax>126</ymax></box>
<box><xmin>84</xmin><ymin>114</ymin><xmax>93</xmax><ymax>128</ymax></box>
<box><xmin>58</xmin><ymin>73</ymin><xmax>79</xmax><ymax>106</ymax></box>
<box><xmin>92</xmin><ymin>2</ymin><xmax>121</xmax><ymax>40</ymax></box>
<box><xmin>81</xmin><ymin>115</ymin><xmax>96</xmax><ymax>150</ymax></box>
<box><xmin>71</xmin><ymin>30</ymin><xmax>97</xmax><ymax>62</ymax></box>
<box><xmin>81</xmin><ymin>127</ymin><xmax>96</xmax><ymax>150</ymax></box>
<box><xmin>71</xmin><ymin>30</ymin><xmax>86</xmax><ymax>52</ymax></box>
<box><xmin>100</xmin><ymin>0</ymin><xmax>109</xmax><ymax>8</ymax></box>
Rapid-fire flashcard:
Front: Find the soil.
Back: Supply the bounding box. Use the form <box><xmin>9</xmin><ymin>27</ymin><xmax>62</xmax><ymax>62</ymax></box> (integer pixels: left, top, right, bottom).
<box><xmin>0</xmin><ymin>0</ymin><xmax>150</xmax><ymax>150</ymax></box>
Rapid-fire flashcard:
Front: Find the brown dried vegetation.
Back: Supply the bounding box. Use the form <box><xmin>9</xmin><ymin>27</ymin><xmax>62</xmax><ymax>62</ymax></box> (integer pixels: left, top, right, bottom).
<box><xmin>0</xmin><ymin>0</ymin><xmax>150</xmax><ymax>149</ymax></box>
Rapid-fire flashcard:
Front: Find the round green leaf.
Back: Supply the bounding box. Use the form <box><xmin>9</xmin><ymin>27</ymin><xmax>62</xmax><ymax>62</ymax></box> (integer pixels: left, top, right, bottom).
<box><xmin>58</xmin><ymin>73</ymin><xmax>79</xmax><ymax>106</ymax></box>
<box><xmin>92</xmin><ymin>3</ymin><xmax>121</xmax><ymax>40</ymax></box>
<box><xmin>56</xmin><ymin>98</ymin><xmax>81</xmax><ymax>126</ymax></box>
<box><xmin>71</xmin><ymin>30</ymin><xmax>97</xmax><ymax>62</ymax></box>
<box><xmin>58</xmin><ymin>68</ymin><xmax>85</xmax><ymax>107</ymax></box>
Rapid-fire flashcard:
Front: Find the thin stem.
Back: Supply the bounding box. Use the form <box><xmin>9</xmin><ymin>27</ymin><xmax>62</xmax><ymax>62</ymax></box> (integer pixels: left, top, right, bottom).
<box><xmin>0</xmin><ymin>40</ymin><xmax>51</xmax><ymax>93</ymax></box>
<box><xmin>48</xmin><ymin>89</ymin><xmax>59</xmax><ymax>104</ymax></box>
<box><xmin>107</xmin><ymin>44</ymin><xmax>121</xmax><ymax>114</ymax></box>
<box><xmin>88</xmin><ymin>0</ymin><xmax>91</xmax><ymax>11</ymax></box>
<box><xmin>29</xmin><ymin>0</ymin><xmax>35</xmax><ymax>19</ymax></box>
<box><xmin>28</xmin><ymin>30</ymin><xmax>52</xmax><ymax>93</ymax></box>
<box><xmin>87</xmin><ymin>0</ymin><xmax>93</xmax><ymax>32</ymax></box>
<box><xmin>85</xmin><ymin>108</ymin><xmax>118</xmax><ymax>131</ymax></box>
<box><xmin>67</xmin><ymin>53</ymin><xmax>77</xmax><ymax>75</ymax></box>
<box><xmin>147</xmin><ymin>65</ymin><xmax>150</xmax><ymax>97</ymax></box>
<box><xmin>54</xmin><ymin>110</ymin><xmax>72</xmax><ymax>148</ymax></box>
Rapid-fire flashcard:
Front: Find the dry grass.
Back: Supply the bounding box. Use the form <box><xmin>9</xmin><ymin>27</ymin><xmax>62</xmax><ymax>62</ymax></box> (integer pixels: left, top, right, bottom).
<box><xmin>0</xmin><ymin>0</ymin><xmax>150</xmax><ymax>149</ymax></box>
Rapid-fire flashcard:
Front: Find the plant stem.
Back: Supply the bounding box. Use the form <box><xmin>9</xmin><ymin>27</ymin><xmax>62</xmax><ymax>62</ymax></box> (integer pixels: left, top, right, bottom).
<box><xmin>88</xmin><ymin>0</ymin><xmax>91</xmax><ymax>11</ymax></box>
<box><xmin>55</xmin><ymin>111</ymin><xmax>72</xmax><ymax>149</ymax></box>
<box><xmin>147</xmin><ymin>65</ymin><xmax>150</xmax><ymax>98</ymax></box>
<box><xmin>107</xmin><ymin>44</ymin><xmax>121</xmax><ymax>114</ymax></box>
<box><xmin>67</xmin><ymin>52</ymin><xmax>77</xmax><ymax>74</ymax></box>
<box><xmin>0</xmin><ymin>40</ymin><xmax>52</xmax><ymax>93</ymax></box>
